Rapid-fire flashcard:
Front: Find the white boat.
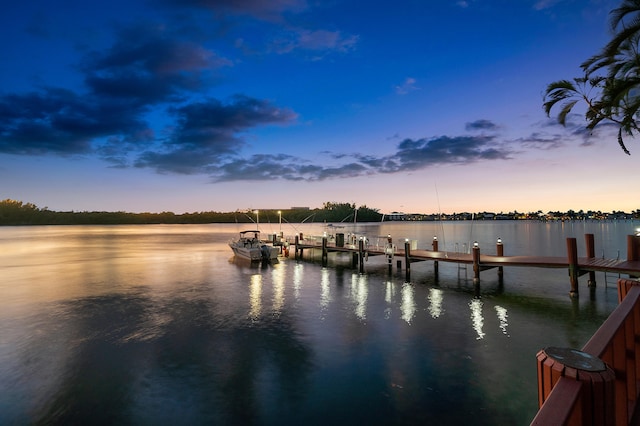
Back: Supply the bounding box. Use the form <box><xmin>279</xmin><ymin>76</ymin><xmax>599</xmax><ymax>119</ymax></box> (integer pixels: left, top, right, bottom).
<box><xmin>229</xmin><ymin>230</ymin><xmax>279</xmax><ymax>261</ymax></box>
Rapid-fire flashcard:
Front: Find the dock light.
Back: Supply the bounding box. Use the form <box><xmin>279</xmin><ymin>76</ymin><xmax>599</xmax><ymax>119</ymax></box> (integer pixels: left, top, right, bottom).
<box><xmin>433</xmin><ymin>236</ymin><xmax>438</xmax><ymax>241</ymax></box>
<box><xmin>405</xmin><ymin>238</ymin><xmax>409</xmax><ymax>242</ymax></box>
<box><xmin>323</xmin><ymin>231</ymin><xmax>327</xmax><ymax>238</ymax></box>
<box><xmin>473</xmin><ymin>241</ymin><xmax>479</xmax><ymax>248</ymax></box>
<box><xmin>636</xmin><ymin>228</ymin><xmax>640</xmax><ymax>237</ymax></box>
<box><xmin>497</xmin><ymin>237</ymin><xmax>502</xmax><ymax>244</ymax></box>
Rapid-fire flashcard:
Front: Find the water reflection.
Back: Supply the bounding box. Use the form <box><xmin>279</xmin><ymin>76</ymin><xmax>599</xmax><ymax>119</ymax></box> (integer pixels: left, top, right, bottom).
<box><xmin>470</xmin><ymin>299</ymin><xmax>485</xmax><ymax>339</ymax></box>
<box><xmin>427</xmin><ymin>288</ymin><xmax>444</xmax><ymax>319</ymax></box>
<box><xmin>293</xmin><ymin>263</ymin><xmax>304</xmax><ymax>300</ymax></box>
<box><xmin>249</xmin><ymin>274</ymin><xmax>262</xmax><ymax>320</ymax></box>
<box><xmin>271</xmin><ymin>263</ymin><xmax>285</xmax><ymax>315</ymax></box>
<box><xmin>320</xmin><ymin>268</ymin><xmax>331</xmax><ymax>315</ymax></box>
<box><xmin>350</xmin><ymin>273</ymin><xmax>368</xmax><ymax>320</ymax></box>
<box><xmin>400</xmin><ymin>283</ymin><xmax>416</xmax><ymax>324</ymax></box>
<box><xmin>384</xmin><ymin>280</ymin><xmax>395</xmax><ymax>319</ymax></box>
<box><xmin>495</xmin><ymin>305</ymin><xmax>509</xmax><ymax>336</ymax></box>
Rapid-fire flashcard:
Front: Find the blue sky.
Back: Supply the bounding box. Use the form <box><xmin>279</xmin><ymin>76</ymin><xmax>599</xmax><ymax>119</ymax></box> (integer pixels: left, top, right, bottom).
<box><xmin>1</xmin><ymin>0</ymin><xmax>637</xmax><ymax>214</ymax></box>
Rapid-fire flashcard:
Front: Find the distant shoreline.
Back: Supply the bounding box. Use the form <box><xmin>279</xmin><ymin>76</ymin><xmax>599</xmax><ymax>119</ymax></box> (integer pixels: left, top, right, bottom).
<box><xmin>1</xmin><ymin>199</ymin><xmax>638</xmax><ymax>226</ymax></box>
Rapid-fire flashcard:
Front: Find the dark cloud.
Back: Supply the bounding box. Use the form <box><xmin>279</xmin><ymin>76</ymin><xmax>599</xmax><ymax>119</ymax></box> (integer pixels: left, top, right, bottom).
<box><xmin>465</xmin><ymin>119</ymin><xmax>500</xmax><ymax>131</ymax></box>
<box><xmin>0</xmin><ymin>88</ymin><xmax>149</xmax><ymax>155</ymax></box>
<box><xmin>203</xmin><ymin>134</ymin><xmax>514</xmax><ymax>182</ymax></box>
<box><xmin>82</xmin><ymin>23</ymin><xmax>229</xmax><ymax>104</ymax></box>
<box><xmin>134</xmin><ymin>96</ymin><xmax>298</xmax><ymax>174</ymax></box>
<box><xmin>392</xmin><ymin>135</ymin><xmax>511</xmax><ymax>170</ymax></box>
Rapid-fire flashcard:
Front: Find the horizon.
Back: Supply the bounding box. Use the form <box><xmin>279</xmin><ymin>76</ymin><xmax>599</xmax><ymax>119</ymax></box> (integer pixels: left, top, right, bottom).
<box><xmin>1</xmin><ymin>0</ymin><xmax>639</xmax><ymax>214</ymax></box>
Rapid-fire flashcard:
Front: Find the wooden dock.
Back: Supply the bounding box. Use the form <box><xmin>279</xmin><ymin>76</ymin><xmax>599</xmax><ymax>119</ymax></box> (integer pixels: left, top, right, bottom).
<box><xmin>291</xmin><ymin>233</ymin><xmax>640</xmax><ymax>296</ymax></box>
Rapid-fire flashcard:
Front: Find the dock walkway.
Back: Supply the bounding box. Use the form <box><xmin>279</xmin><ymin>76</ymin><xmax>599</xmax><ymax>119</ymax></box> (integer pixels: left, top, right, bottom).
<box><xmin>291</xmin><ymin>233</ymin><xmax>640</xmax><ymax>294</ymax></box>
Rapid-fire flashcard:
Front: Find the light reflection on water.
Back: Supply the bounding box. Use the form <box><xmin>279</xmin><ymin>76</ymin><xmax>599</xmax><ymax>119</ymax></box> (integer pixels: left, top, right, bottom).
<box><xmin>0</xmin><ymin>221</ymin><xmax>636</xmax><ymax>425</ymax></box>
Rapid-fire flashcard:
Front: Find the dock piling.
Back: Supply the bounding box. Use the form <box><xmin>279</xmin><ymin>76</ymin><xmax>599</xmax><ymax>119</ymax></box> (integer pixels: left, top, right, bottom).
<box><xmin>322</xmin><ymin>236</ymin><xmax>328</xmax><ymax>266</ymax></box>
<box><xmin>472</xmin><ymin>241</ymin><xmax>480</xmax><ymax>285</ymax></box>
<box><xmin>496</xmin><ymin>237</ymin><xmax>504</xmax><ymax>282</ymax></box>
<box><xmin>567</xmin><ymin>238</ymin><xmax>579</xmax><ymax>297</ymax></box>
<box><xmin>387</xmin><ymin>235</ymin><xmax>393</xmax><ymax>274</ymax></box>
<box><xmin>586</xmin><ymin>234</ymin><xmax>596</xmax><ymax>287</ymax></box>
<box><xmin>358</xmin><ymin>238</ymin><xmax>365</xmax><ymax>274</ymax></box>
<box><xmin>405</xmin><ymin>239</ymin><xmax>411</xmax><ymax>281</ymax></box>
<box><xmin>432</xmin><ymin>236</ymin><xmax>439</xmax><ymax>277</ymax></box>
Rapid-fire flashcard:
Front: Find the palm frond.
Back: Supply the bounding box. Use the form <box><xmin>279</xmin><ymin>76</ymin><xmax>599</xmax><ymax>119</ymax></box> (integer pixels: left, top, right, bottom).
<box><xmin>618</xmin><ymin>127</ymin><xmax>632</xmax><ymax>154</ymax></box>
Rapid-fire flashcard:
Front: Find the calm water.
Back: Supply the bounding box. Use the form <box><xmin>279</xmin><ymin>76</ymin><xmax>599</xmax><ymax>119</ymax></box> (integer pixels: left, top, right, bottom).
<box><xmin>0</xmin><ymin>221</ymin><xmax>637</xmax><ymax>425</ymax></box>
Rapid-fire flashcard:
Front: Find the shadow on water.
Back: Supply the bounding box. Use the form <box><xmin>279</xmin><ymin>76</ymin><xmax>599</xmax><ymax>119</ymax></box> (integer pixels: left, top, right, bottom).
<box><xmin>32</xmin><ymin>290</ymin><xmax>313</xmax><ymax>425</ymax></box>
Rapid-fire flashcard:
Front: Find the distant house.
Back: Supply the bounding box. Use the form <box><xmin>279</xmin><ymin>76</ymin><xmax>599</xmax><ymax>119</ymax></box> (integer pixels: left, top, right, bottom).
<box><xmin>386</xmin><ymin>212</ymin><xmax>406</xmax><ymax>221</ymax></box>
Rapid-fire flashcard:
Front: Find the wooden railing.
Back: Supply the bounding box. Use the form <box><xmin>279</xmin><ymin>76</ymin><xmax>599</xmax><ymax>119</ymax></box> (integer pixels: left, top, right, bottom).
<box><xmin>531</xmin><ymin>278</ymin><xmax>640</xmax><ymax>425</ymax></box>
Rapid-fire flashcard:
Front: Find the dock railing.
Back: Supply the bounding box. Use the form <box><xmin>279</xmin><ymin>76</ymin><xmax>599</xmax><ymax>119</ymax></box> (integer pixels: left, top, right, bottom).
<box><xmin>531</xmin><ymin>278</ymin><xmax>640</xmax><ymax>425</ymax></box>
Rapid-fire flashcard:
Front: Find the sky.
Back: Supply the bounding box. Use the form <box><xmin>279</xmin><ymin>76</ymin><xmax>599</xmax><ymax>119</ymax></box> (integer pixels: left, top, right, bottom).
<box><xmin>1</xmin><ymin>0</ymin><xmax>638</xmax><ymax>214</ymax></box>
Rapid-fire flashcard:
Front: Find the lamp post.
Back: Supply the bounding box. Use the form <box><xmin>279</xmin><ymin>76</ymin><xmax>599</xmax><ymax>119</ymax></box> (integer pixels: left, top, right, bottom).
<box><xmin>278</xmin><ymin>210</ymin><xmax>282</xmax><ymax>232</ymax></box>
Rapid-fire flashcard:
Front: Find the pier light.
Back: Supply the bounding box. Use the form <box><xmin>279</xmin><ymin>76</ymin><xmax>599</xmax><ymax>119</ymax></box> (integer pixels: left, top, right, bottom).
<box><xmin>433</xmin><ymin>236</ymin><xmax>438</xmax><ymax>241</ymax></box>
<box><xmin>636</xmin><ymin>228</ymin><xmax>640</xmax><ymax>237</ymax></box>
<box><xmin>473</xmin><ymin>241</ymin><xmax>479</xmax><ymax>248</ymax></box>
<box><xmin>278</xmin><ymin>210</ymin><xmax>282</xmax><ymax>232</ymax></box>
<box><xmin>323</xmin><ymin>231</ymin><xmax>327</xmax><ymax>238</ymax></box>
<box><xmin>405</xmin><ymin>238</ymin><xmax>409</xmax><ymax>242</ymax></box>
<box><xmin>497</xmin><ymin>237</ymin><xmax>502</xmax><ymax>244</ymax></box>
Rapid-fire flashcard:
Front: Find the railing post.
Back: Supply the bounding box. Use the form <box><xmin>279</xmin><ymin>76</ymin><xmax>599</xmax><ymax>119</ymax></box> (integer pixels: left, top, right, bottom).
<box><xmin>534</xmin><ymin>347</ymin><xmax>615</xmax><ymax>426</ymax></box>
<box><xmin>586</xmin><ymin>234</ymin><xmax>596</xmax><ymax>287</ymax></box>
<box><xmin>567</xmin><ymin>237</ymin><xmax>579</xmax><ymax>297</ymax></box>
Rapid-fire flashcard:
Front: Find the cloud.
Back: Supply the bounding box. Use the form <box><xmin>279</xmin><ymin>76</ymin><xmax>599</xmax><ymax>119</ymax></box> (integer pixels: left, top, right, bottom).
<box><xmin>268</xmin><ymin>28</ymin><xmax>359</xmax><ymax>56</ymax></box>
<box><xmin>533</xmin><ymin>0</ymin><xmax>561</xmax><ymax>11</ymax></box>
<box><xmin>82</xmin><ymin>23</ymin><xmax>230</xmax><ymax>104</ymax></box>
<box><xmin>203</xmin><ymin>134</ymin><xmax>514</xmax><ymax>182</ymax></box>
<box><xmin>465</xmin><ymin>119</ymin><xmax>500</xmax><ymax>132</ymax></box>
<box><xmin>0</xmin><ymin>88</ymin><xmax>150</xmax><ymax>156</ymax></box>
<box><xmin>134</xmin><ymin>95</ymin><xmax>298</xmax><ymax>174</ymax></box>
<box><xmin>394</xmin><ymin>77</ymin><xmax>419</xmax><ymax>95</ymax></box>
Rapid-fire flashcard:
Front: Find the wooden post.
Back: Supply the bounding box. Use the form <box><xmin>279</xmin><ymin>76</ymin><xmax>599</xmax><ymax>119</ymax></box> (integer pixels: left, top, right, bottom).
<box><xmin>405</xmin><ymin>240</ymin><xmax>411</xmax><ymax>281</ymax></box>
<box><xmin>496</xmin><ymin>238</ymin><xmax>504</xmax><ymax>282</ymax></box>
<box><xmin>628</xmin><ymin>234</ymin><xmax>639</xmax><ymax>262</ymax></box>
<box><xmin>294</xmin><ymin>235</ymin><xmax>299</xmax><ymax>260</ymax></box>
<box><xmin>585</xmin><ymin>233</ymin><xmax>596</xmax><ymax>287</ymax></box>
<box><xmin>629</xmin><ymin>234</ymin><xmax>640</xmax><ymax>278</ymax></box>
<box><xmin>567</xmin><ymin>237</ymin><xmax>579</xmax><ymax>297</ymax></box>
<box><xmin>387</xmin><ymin>234</ymin><xmax>393</xmax><ymax>274</ymax></box>
<box><xmin>358</xmin><ymin>238</ymin><xmax>365</xmax><ymax>274</ymax></box>
<box><xmin>322</xmin><ymin>236</ymin><xmax>328</xmax><ymax>266</ymax></box>
<box><xmin>432</xmin><ymin>236</ymin><xmax>439</xmax><ymax>277</ymax></box>
<box><xmin>472</xmin><ymin>242</ymin><xmax>480</xmax><ymax>285</ymax></box>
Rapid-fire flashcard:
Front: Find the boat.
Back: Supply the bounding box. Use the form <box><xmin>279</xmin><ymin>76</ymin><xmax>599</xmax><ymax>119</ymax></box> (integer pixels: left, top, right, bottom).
<box><xmin>229</xmin><ymin>230</ymin><xmax>279</xmax><ymax>261</ymax></box>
